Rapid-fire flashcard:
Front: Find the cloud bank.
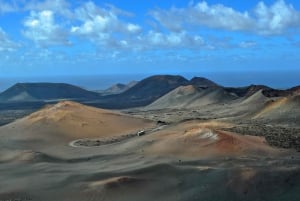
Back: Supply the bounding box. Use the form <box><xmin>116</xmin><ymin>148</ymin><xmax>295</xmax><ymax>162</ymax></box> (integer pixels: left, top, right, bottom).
<box><xmin>0</xmin><ymin>0</ymin><xmax>299</xmax><ymax>69</ymax></box>
<box><xmin>0</xmin><ymin>0</ymin><xmax>298</xmax><ymax>49</ymax></box>
<box><xmin>150</xmin><ymin>0</ymin><xmax>300</xmax><ymax>35</ymax></box>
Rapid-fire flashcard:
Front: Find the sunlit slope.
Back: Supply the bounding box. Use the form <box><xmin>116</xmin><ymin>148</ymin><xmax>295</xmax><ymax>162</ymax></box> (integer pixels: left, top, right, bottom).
<box><xmin>0</xmin><ymin>101</ymin><xmax>155</xmax><ymax>143</ymax></box>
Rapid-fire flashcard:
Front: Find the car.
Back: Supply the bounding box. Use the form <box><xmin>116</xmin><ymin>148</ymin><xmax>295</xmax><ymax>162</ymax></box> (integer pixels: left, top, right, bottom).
<box><xmin>137</xmin><ymin>130</ymin><xmax>145</xmax><ymax>136</ymax></box>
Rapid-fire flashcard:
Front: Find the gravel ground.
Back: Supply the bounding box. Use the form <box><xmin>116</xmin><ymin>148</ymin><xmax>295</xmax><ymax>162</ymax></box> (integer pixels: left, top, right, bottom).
<box><xmin>224</xmin><ymin>124</ymin><xmax>300</xmax><ymax>151</ymax></box>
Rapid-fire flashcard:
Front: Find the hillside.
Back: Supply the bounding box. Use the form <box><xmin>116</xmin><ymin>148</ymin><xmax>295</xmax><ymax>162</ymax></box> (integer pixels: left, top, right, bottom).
<box><xmin>147</xmin><ymin>85</ymin><xmax>237</xmax><ymax>110</ymax></box>
<box><xmin>0</xmin><ymin>101</ymin><xmax>155</xmax><ymax>147</ymax></box>
<box><xmin>144</xmin><ymin>121</ymin><xmax>279</xmax><ymax>158</ymax></box>
<box><xmin>253</xmin><ymin>95</ymin><xmax>300</xmax><ymax>124</ymax></box>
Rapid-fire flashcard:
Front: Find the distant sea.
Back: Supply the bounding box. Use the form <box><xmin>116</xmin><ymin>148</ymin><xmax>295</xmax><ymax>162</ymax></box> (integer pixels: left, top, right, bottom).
<box><xmin>0</xmin><ymin>71</ymin><xmax>299</xmax><ymax>92</ymax></box>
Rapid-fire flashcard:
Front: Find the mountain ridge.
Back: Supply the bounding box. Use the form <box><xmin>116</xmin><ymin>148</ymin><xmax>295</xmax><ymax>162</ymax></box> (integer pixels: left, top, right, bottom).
<box><xmin>0</xmin><ymin>75</ymin><xmax>299</xmax><ymax>109</ymax></box>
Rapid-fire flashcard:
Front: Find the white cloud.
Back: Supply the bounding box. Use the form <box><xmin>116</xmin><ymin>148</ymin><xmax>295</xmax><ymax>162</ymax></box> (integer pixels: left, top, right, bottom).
<box><xmin>0</xmin><ymin>28</ymin><xmax>19</xmax><ymax>52</ymax></box>
<box><xmin>23</xmin><ymin>0</ymin><xmax>72</xmax><ymax>18</ymax></box>
<box><xmin>23</xmin><ymin>10</ymin><xmax>70</xmax><ymax>46</ymax></box>
<box><xmin>254</xmin><ymin>0</ymin><xmax>300</xmax><ymax>35</ymax></box>
<box><xmin>144</xmin><ymin>31</ymin><xmax>205</xmax><ymax>49</ymax></box>
<box><xmin>0</xmin><ymin>0</ymin><xmax>72</xmax><ymax>17</ymax></box>
<box><xmin>191</xmin><ymin>1</ymin><xmax>253</xmax><ymax>30</ymax></box>
<box><xmin>151</xmin><ymin>2</ymin><xmax>252</xmax><ymax>32</ymax></box>
<box><xmin>70</xmin><ymin>2</ymin><xmax>141</xmax><ymax>46</ymax></box>
<box><xmin>3</xmin><ymin>0</ymin><xmax>297</xmax><ymax>54</ymax></box>
<box><xmin>150</xmin><ymin>8</ymin><xmax>184</xmax><ymax>32</ymax></box>
<box><xmin>127</xmin><ymin>23</ymin><xmax>141</xmax><ymax>33</ymax></box>
<box><xmin>150</xmin><ymin>0</ymin><xmax>300</xmax><ymax>35</ymax></box>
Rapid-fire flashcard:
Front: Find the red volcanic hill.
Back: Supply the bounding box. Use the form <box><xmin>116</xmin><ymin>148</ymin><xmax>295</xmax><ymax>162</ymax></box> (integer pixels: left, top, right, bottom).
<box><xmin>143</xmin><ymin>121</ymin><xmax>279</xmax><ymax>158</ymax></box>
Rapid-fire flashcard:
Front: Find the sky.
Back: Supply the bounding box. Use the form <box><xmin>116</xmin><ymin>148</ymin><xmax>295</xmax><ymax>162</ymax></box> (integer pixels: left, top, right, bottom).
<box><xmin>0</xmin><ymin>0</ymin><xmax>300</xmax><ymax>77</ymax></box>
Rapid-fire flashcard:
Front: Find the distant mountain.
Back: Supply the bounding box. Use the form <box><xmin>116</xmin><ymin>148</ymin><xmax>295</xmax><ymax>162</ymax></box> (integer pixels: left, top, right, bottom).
<box><xmin>126</xmin><ymin>80</ymin><xmax>139</xmax><ymax>89</ymax></box>
<box><xmin>225</xmin><ymin>85</ymin><xmax>271</xmax><ymax>97</ymax></box>
<box><xmin>225</xmin><ymin>84</ymin><xmax>300</xmax><ymax>98</ymax></box>
<box><xmin>189</xmin><ymin>77</ymin><xmax>219</xmax><ymax>88</ymax></box>
<box><xmin>0</xmin><ymin>83</ymin><xmax>100</xmax><ymax>102</ymax></box>
<box><xmin>290</xmin><ymin>86</ymin><xmax>300</xmax><ymax>95</ymax></box>
<box><xmin>0</xmin><ymin>75</ymin><xmax>299</xmax><ymax>110</ymax></box>
<box><xmin>123</xmin><ymin>75</ymin><xmax>188</xmax><ymax>97</ymax></box>
<box><xmin>97</xmin><ymin>75</ymin><xmax>189</xmax><ymax>108</ymax></box>
<box><xmin>99</xmin><ymin>81</ymin><xmax>138</xmax><ymax>95</ymax></box>
<box><xmin>107</xmin><ymin>83</ymin><xmax>127</xmax><ymax>93</ymax></box>
<box><xmin>262</xmin><ymin>85</ymin><xmax>300</xmax><ymax>97</ymax></box>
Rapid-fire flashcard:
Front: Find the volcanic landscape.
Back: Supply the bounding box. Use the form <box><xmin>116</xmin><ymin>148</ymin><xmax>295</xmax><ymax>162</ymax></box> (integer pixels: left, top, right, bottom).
<box><xmin>0</xmin><ymin>75</ymin><xmax>299</xmax><ymax>201</ymax></box>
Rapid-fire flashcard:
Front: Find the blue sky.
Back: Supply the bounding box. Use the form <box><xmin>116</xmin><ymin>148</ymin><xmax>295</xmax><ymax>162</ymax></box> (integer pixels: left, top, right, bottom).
<box><xmin>0</xmin><ymin>0</ymin><xmax>300</xmax><ymax>77</ymax></box>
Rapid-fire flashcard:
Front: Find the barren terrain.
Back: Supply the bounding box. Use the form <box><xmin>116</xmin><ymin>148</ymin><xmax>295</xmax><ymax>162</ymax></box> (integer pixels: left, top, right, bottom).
<box><xmin>0</xmin><ymin>99</ymin><xmax>299</xmax><ymax>201</ymax></box>
<box><xmin>0</xmin><ymin>76</ymin><xmax>299</xmax><ymax>201</ymax></box>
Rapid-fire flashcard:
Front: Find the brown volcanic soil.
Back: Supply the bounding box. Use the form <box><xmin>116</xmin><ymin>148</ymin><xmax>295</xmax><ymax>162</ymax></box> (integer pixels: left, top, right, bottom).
<box><xmin>0</xmin><ymin>101</ymin><xmax>155</xmax><ymax>142</ymax></box>
<box><xmin>142</xmin><ymin>120</ymin><xmax>281</xmax><ymax>159</ymax></box>
<box><xmin>0</xmin><ymin>101</ymin><xmax>155</xmax><ymax>159</ymax></box>
<box><xmin>0</xmin><ymin>101</ymin><xmax>299</xmax><ymax>201</ymax></box>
